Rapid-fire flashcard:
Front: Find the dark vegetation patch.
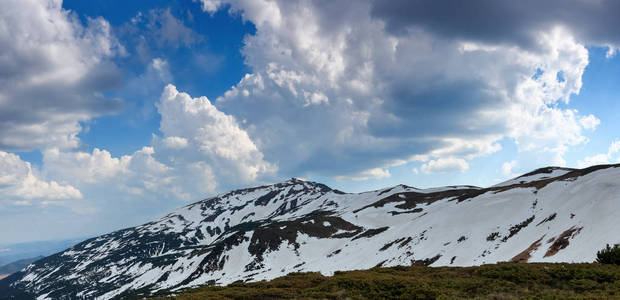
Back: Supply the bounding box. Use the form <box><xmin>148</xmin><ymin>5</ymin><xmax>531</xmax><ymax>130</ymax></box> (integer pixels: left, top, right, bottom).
<box><xmin>376</xmin><ymin>184</ymin><xmax>413</xmax><ymax>196</ymax></box>
<box><xmin>245</xmin><ymin>212</ymin><xmax>363</xmax><ymax>262</ymax></box>
<box><xmin>159</xmin><ymin>263</ymin><xmax>620</xmax><ymax>300</ymax></box>
<box><xmin>353</xmin><ymin>188</ymin><xmax>485</xmax><ymax>213</ymax></box>
<box><xmin>376</xmin><ymin>187</ymin><xmax>394</xmax><ymax>196</ymax></box>
<box><xmin>486</xmin><ymin>232</ymin><xmax>499</xmax><ymax>241</ymax></box>
<box><xmin>536</xmin><ymin>213</ymin><xmax>557</xmax><ymax>226</ymax></box>
<box><xmin>510</xmin><ymin>236</ymin><xmax>545</xmax><ymax>263</ymax></box>
<box><xmin>544</xmin><ymin>227</ymin><xmax>583</xmax><ymax>257</ymax></box>
<box><xmin>179</xmin><ymin>212</ymin><xmax>368</xmax><ymax>288</ymax></box>
<box><xmin>326</xmin><ymin>249</ymin><xmax>341</xmax><ymax>258</ymax></box>
<box><xmin>389</xmin><ymin>208</ymin><xmax>423</xmax><ymax>215</ymax></box>
<box><xmin>254</xmin><ymin>190</ymin><xmax>280</xmax><ymax>206</ymax></box>
<box><xmin>501</xmin><ymin>215</ymin><xmax>535</xmax><ymax>242</ymax></box>
<box><xmin>379</xmin><ymin>237</ymin><xmax>407</xmax><ymax>251</ymax></box>
<box><xmin>374</xmin><ymin>260</ymin><xmax>388</xmax><ymax>268</ymax></box>
<box><xmin>596</xmin><ymin>244</ymin><xmax>620</xmax><ymax>265</ymax></box>
<box><xmin>457</xmin><ymin>236</ymin><xmax>467</xmax><ymax>243</ymax></box>
<box><xmin>411</xmin><ymin>254</ymin><xmax>441</xmax><ymax>266</ymax></box>
<box><xmin>352</xmin><ymin>227</ymin><xmax>389</xmax><ymax>241</ymax></box>
<box><xmin>240</xmin><ymin>212</ymin><xmax>255</xmax><ymax>222</ymax></box>
<box><xmin>399</xmin><ymin>237</ymin><xmax>413</xmax><ymax>248</ymax></box>
<box><xmin>516</xmin><ymin>166</ymin><xmax>574</xmax><ymax>180</ymax></box>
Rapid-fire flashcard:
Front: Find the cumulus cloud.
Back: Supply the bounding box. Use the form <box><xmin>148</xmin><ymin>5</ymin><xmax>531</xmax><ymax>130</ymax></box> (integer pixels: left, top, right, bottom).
<box><xmin>42</xmin><ymin>146</ymin><xmax>181</xmax><ymax>200</ymax></box>
<box><xmin>121</xmin><ymin>8</ymin><xmax>205</xmax><ymax>66</ymax></box>
<box><xmin>501</xmin><ymin>160</ymin><xmax>518</xmax><ymax>178</ymax></box>
<box><xmin>36</xmin><ymin>85</ymin><xmax>275</xmax><ymax>207</ymax></box>
<box><xmin>579</xmin><ymin>115</ymin><xmax>601</xmax><ymax>130</ymax></box>
<box><xmin>334</xmin><ymin>167</ymin><xmax>390</xmax><ymax>181</ymax></box>
<box><xmin>198</xmin><ymin>0</ymin><xmax>599</xmax><ymax>179</ymax></box>
<box><xmin>577</xmin><ymin>141</ymin><xmax>620</xmax><ymax>168</ymax></box>
<box><xmin>155</xmin><ymin>84</ymin><xmax>276</xmax><ymax>182</ymax></box>
<box><xmin>42</xmin><ymin>148</ymin><xmax>129</xmax><ymax>184</ymax></box>
<box><xmin>371</xmin><ymin>0</ymin><xmax>620</xmax><ymax>50</ymax></box>
<box><xmin>420</xmin><ymin>158</ymin><xmax>469</xmax><ymax>173</ymax></box>
<box><xmin>162</xmin><ymin>136</ymin><xmax>189</xmax><ymax>149</ymax></box>
<box><xmin>0</xmin><ymin>0</ymin><xmax>123</xmax><ymax>151</ymax></box>
<box><xmin>0</xmin><ymin>151</ymin><xmax>82</xmax><ymax>207</ymax></box>
<box><xmin>131</xmin><ymin>8</ymin><xmax>202</xmax><ymax>50</ymax></box>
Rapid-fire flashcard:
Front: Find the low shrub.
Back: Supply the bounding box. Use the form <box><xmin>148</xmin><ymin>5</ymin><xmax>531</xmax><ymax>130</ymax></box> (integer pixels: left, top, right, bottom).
<box><xmin>596</xmin><ymin>244</ymin><xmax>620</xmax><ymax>265</ymax></box>
<box><xmin>158</xmin><ymin>263</ymin><xmax>620</xmax><ymax>300</ymax></box>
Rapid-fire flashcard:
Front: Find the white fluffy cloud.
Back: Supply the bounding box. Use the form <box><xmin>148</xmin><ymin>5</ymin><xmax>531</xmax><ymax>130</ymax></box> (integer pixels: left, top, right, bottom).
<box><xmin>334</xmin><ymin>167</ymin><xmax>390</xmax><ymax>181</ymax></box>
<box><xmin>0</xmin><ymin>0</ymin><xmax>123</xmax><ymax>151</ymax></box>
<box><xmin>0</xmin><ymin>151</ymin><xmax>82</xmax><ymax>207</ymax></box>
<box><xmin>35</xmin><ymin>85</ymin><xmax>275</xmax><ymax>208</ymax></box>
<box><xmin>421</xmin><ymin>158</ymin><xmax>469</xmax><ymax>173</ymax></box>
<box><xmin>42</xmin><ymin>148</ymin><xmax>130</xmax><ymax>184</ymax></box>
<box><xmin>501</xmin><ymin>160</ymin><xmax>518</xmax><ymax>178</ymax></box>
<box><xmin>578</xmin><ymin>141</ymin><xmax>620</xmax><ymax>168</ymax></box>
<box><xmin>579</xmin><ymin>115</ymin><xmax>601</xmax><ymax>130</ymax></box>
<box><xmin>42</xmin><ymin>146</ymin><xmax>179</xmax><ymax>200</ymax></box>
<box><xmin>155</xmin><ymin>84</ymin><xmax>276</xmax><ymax>183</ymax></box>
<box><xmin>198</xmin><ymin>0</ymin><xmax>597</xmax><ymax>179</ymax></box>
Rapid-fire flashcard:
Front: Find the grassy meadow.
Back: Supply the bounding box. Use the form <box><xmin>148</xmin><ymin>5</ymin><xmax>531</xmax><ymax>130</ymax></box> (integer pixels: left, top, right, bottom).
<box><xmin>157</xmin><ymin>263</ymin><xmax>620</xmax><ymax>299</ymax></box>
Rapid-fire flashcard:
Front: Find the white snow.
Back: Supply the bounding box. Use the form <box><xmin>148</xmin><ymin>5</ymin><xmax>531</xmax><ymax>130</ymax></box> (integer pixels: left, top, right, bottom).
<box><xmin>14</xmin><ymin>166</ymin><xmax>620</xmax><ymax>299</ymax></box>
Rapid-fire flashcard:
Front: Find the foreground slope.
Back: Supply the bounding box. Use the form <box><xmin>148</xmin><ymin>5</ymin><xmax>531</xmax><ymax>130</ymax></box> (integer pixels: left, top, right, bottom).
<box><xmin>2</xmin><ymin>165</ymin><xmax>620</xmax><ymax>299</ymax></box>
<box><xmin>163</xmin><ymin>263</ymin><xmax>620</xmax><ymax>299</ymax></box>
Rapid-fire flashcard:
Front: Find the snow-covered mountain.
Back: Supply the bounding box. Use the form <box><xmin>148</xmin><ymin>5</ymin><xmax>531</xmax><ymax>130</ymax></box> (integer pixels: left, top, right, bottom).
<box><xmin>2</xmin><ymin>164</ymin><xmax>620</xmax><ymax>299</ymax></box>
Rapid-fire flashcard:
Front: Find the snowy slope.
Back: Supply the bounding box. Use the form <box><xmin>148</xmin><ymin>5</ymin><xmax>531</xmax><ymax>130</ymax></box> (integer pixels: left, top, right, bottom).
<box><xmin>2</xmin><ymin>165</ymin><xmax>620</xmax><ymax>299</ymax></box>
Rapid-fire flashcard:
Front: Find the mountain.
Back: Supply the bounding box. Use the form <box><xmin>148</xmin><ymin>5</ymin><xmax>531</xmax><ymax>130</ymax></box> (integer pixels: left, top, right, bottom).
<box><xmin>2</xmin><ymin>164</ymin><xmax>620</xmax><ymax>299</ymax></box>
<box><xmin>0</xmin><ymin>256</ymin><xmax>44</xmax><ymax>277</ymax></box>
<box><xmin>0</xmin><ymin>238</ymin><xmax>85</xmax><ymax>267</ymax></box>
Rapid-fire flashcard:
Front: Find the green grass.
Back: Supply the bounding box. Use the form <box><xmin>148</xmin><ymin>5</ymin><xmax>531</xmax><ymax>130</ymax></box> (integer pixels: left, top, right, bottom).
<box><xmin>158</xmin><ymin>263</ymin><xmax>620</xmax><ymax>299</ymax></box>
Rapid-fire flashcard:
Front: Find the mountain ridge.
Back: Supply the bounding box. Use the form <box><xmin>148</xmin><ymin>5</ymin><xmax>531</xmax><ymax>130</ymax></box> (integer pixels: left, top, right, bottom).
<box><xmin>2</xmin><ymin>164</ymin><xmax>620</xmax><ymax>299</ymax></box>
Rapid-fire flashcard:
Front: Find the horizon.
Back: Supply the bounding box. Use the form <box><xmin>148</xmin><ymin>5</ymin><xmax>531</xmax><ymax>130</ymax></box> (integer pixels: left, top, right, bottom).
<box><xmin>1</xmin><ymin>0</ymin><xmax>620</xmax><ymax>244</ymax></box>
<box><xmin>2</xmin><ymin>162</ymin><xmax>615</xmax><ymax>245</ymax></box>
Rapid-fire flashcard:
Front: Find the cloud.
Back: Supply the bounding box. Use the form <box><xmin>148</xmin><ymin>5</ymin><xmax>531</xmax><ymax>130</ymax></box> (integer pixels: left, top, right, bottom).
<box><xmin>162</xmin><ymin>136</ymin><xmax>189</xmax><ymax>149</ymax></box>
<box><xmin>0</xmin><ymin>0</ymin><xmax>123</xmax><ymax>151</ymax></box>
<box><xmin>39</xmin><ymin>85</ymin><xmax>276</xmax><ymax>207</ymax></box>
<box><xmin>501</xmin><ymin>160</ymin><xmax>518</xmax><ymax>178</ymax></box>
<box><xmin>134</xmin><ymin>8</ymin><xmax>203</xmax><ymax>49</ymax></box>
<box><xmin>334</xmin><ymin>167</ymin><xmax>390</xmax><ymax>181</ymax></box>
<box><xmin>578</xmin><ymin>140</ymin><xmax>620</xmax><ymax>168</ymax></box>
<box><xmin>155</xmin><ymin>84</ymin><xmax>276</xmax><ymax>183</ymax></box>
<box><xmin>198</xmin><ymin>0</ymin><xmax>598</xmax><ymax>180</ymax></box>
<box><xmin>42</xmin><ymin>146</ymin><xmax>180</xmax><ymax>199</ymax></box>
<box><xmin>579</xmin><ymin>114</ymin><xmax>601</xmax><ymax>130</ymax></box>
<box><xmin>42</xmin><ymin>148</ymin><xmax>130</xmax><ymax>184</ymax></box>
<box><xmin>121</xmin><ymin>8</ymin><xmax>204</xmax><ymax>64</ymax></box>
<box><xmin>0</xmin><ymin>151</ymin><xmax>82</xmax><ymax>207</ymax></box>
<box><xmin>370</xmin><ymin>0</ymin><xmax>620</xmax><ymax>50</ymax></box>
<box><xmin>420</xmin><ymin>158</ymin><xmax>469</xmax><ymax>173</ymax></box>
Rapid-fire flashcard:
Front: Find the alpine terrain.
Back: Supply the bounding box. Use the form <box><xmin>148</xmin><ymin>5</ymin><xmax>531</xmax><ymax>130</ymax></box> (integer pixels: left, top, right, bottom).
<box><xmin>1</xmin><ymin>164</ymin><xmax>619</xmax><ymax>299</ymax></box>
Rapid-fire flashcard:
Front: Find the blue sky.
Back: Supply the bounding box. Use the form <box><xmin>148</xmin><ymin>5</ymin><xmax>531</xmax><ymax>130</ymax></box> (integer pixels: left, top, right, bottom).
<box><xmin>66</xmin><ymin>0</ymin><xmax>254</xmax><ymax>156</ymax></box>
<box><xmin>1</xmin><ymin>0</ymin><xmax>619</xmax><ymax>243</ymax></box>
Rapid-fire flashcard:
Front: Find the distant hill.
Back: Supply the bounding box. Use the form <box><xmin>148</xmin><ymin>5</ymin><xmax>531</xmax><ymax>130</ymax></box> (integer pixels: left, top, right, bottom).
<box><xmin>2</xmin><ymin>164</ymin><xmax>620</xmax><ymax>299</ymax></box>
<box><xmin>0</xmin><ymin>256</ymin><xmax>44</xmax><ymax>276</ymax></box>
<box><xmin>0</xmin><ymin>238</ymin><xmax>85</xmax><ymax>266</ymax></box>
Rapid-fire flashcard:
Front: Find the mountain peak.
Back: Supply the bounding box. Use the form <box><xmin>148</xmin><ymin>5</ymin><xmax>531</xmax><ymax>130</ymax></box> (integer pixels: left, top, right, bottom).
<box><xmin>4</xmin><ymin>164</ymin><xmax>620</xmax><ymax>299</ymax></box>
